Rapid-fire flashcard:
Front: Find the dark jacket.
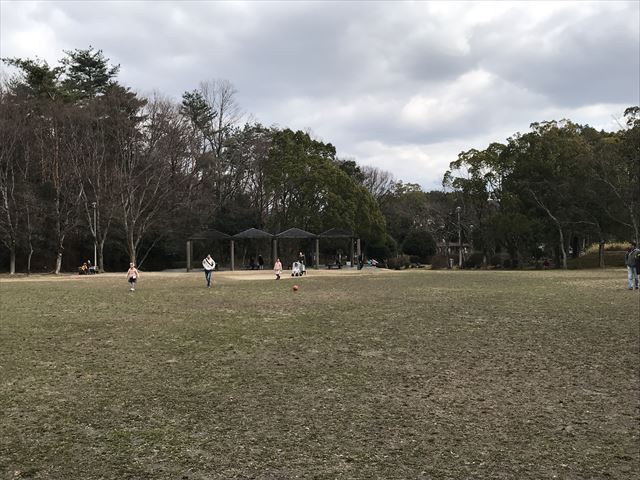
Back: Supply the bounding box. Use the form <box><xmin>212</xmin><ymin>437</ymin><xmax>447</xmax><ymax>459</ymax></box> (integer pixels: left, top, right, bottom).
<box><xmin>624</xmin><ymin>247</ymin><xmax>640</xmax><ymax>267</ymax></box>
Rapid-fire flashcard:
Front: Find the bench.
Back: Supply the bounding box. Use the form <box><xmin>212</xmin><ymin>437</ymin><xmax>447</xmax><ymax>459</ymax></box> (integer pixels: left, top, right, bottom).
<box><xmin>326</xmin><ymin>263</ymin><xmax>342</xmax><ymax>269</ymax></box>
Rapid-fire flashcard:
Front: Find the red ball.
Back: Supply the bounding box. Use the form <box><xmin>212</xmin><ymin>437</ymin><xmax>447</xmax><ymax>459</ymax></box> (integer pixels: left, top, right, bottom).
<box><xmin>293</xmin><ymin>285</ymin><xmax>299</xmax><ymax>292</ymax></box>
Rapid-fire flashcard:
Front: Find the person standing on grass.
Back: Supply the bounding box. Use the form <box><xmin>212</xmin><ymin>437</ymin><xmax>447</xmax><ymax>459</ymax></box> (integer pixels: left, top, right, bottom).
<box><xmin>202</xmin><ymin>254</ymin><xmax>216</xmax><ymax>288</ymax></box>
<box><xmin>258</xmin><ymin>254</ymin><xmax>264</xmax><ymax>270</ymax></box>
<box><xmin>274</xmin><ymin>258</ymin><xmax>282</xmax><ymax>280</ymax></box>
<box><xmin>624</xmin><ymin>241</ymin><xmax>639</xmax><ymax>290</ymax></box>
<box><xmin>127</xmin><ymin>262</ymin><xmax>140</xmax><ymax>291</ymax></box>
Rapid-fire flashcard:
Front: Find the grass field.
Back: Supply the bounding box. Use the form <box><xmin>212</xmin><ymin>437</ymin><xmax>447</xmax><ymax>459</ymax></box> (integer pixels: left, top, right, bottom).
<box><xmin>1</xmin><ymin>269</ymin><xmax>638</xmax><ymax>479</ymax></box>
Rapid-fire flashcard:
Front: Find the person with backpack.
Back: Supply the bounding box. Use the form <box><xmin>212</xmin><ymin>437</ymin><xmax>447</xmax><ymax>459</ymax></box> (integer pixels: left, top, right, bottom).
<box><xmin>202</xmin><ymin>254</ymin><xmax>216</xmax><ymax>288</ymax></box>
<box><xmin>624</xmin><ymin>241</ymin><xmax>639</xmax><ymax>290</ymax></box>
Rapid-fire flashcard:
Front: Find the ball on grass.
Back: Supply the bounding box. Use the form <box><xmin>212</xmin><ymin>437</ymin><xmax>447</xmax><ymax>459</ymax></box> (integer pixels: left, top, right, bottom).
<box><xmin>293</xmin><ymin>284</ymin><xmax>299</xmax><ymax>292</ymax></box>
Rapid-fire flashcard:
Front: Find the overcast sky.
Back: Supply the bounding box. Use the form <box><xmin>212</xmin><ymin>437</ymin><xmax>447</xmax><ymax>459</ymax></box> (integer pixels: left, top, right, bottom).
<box><xmin>1</xmin><ymin>1</ymin><xmax>639</xmax><ymax>189</ymax></box>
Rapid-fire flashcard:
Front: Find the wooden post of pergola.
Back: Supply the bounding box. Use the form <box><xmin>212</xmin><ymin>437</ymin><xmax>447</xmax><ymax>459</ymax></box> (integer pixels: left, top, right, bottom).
<box><xmin>350</xmin><ymin>239</ymin><xmax>355</xmax><ymax>266</ymax></box>
<box><xmin>230</xmin><ymin>240</ymin><xmax>235</xmax><ymax>271</ymax></box>
<box><xmin>186</xmin><ymin>240</ymin><xmax>192</xmax><ymax>272</ymax></box>
<box><xmin>315</xmin><ymin>238</ymin><xmax>320</xmax><ymax>269</ymax></box>
<box><xmin>319</xmin><ymin>228</ymin><xmax>359</xmax><ymax>269</ymax></box>
<box><xmin>186</xmin><ymin>229</ymin><xmax>231</xmax><ymax>272</ymax></box>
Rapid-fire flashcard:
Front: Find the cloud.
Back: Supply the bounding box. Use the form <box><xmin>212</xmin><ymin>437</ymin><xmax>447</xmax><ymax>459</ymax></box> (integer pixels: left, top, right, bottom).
<box><xmin>1</xmin><ymin>0</ymin><xmax>638</xmax><ymax>190</ymax></box>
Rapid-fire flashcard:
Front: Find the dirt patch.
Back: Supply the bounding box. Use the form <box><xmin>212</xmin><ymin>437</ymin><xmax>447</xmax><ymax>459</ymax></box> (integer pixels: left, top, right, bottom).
<box><xmin>0</xmin><ymin>267</ymin><xmax>392</xmax><ymax>283</ymax></box>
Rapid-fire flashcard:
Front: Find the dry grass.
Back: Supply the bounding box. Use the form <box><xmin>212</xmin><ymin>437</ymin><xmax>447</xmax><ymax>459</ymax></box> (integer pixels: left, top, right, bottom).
<box><xmin>1</xmin><ymin>269</ymin><xmax>638</xmax><ymax>479</ymax></box>
<box><xmin>584</xmin><ymin>242</ymin><xmax>632</xmax><ymax>254</ymax></box>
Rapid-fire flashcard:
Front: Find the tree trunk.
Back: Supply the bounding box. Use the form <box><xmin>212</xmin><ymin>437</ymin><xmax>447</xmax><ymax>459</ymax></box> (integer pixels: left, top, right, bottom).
<box><xmin>98</xmin><ymin>238</ymin><xmax>106</xmax><ymax>272</ymax></box>
<box><xmin>55</xmin><ymin>251</ymin><xmax>63</xmax><ymax>275</ymax></box>
<box><xmin>9</xmin><ymin>244</ymin><xmax>15</xmax><ymax>275</ymax></box>
<box><xmin>558</xmin><ymin>228</ymin><xmax>567</xmax><ymax>270</ymax></box>
<box><xmin>128</xmin><ymin>234</ymin><xmax>136</xmax><ymax>265</ymax></box>
<box><xmin>27</xmin><ymin>244</ymin><xmax>33</xmax><ymax>275</ymax></box>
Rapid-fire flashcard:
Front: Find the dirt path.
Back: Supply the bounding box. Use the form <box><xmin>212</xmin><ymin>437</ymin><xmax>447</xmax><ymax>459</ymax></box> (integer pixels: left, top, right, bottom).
<box><xmin>0</xmin><ymin>267</ymin><xmax>392</xmax><ymax>283</ymax></box>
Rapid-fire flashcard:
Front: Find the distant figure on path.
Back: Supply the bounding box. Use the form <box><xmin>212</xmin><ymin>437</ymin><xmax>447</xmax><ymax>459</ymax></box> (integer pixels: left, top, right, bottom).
<box><xmin>274</xmin><ymin>258</ymin><xmax>282</xmax><ymax>280</ymax></box>
<box><xmin>624</xmin><ymin>241</ymin><xmax>639</xmax><ymax>290</ymax></box>
<box><xmin>127</xmin><ymin>262</ymin><xmax>140</xmax><ymax>291</ymax></box>
<box><xmin>203</xmin><ymin>254</ymin><xmax>216</xmax><ymax>288</ymax></box>
<box><xmin>258</xmin><ymin>255</ymin><xmax>264</xmax><ymax>270</ymax></box>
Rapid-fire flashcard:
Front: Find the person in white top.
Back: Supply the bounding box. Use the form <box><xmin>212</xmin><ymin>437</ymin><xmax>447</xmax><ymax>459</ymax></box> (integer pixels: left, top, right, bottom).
<box><xmin>202</xmin><ymin>254</ymin><xmax>216</xmax><ymax>288</ymax></box>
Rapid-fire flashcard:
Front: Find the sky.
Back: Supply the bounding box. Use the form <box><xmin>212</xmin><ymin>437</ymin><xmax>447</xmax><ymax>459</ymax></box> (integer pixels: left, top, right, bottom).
<box><xmin>1</xmin><ymin>0</ymin><xmax>639</xmax><ymax>190</ymax></box>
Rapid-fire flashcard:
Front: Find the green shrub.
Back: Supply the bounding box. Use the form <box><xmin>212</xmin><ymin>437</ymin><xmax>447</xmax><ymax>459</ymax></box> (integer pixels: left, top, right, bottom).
<box><xmin>386</xmin><ymin>255</ymin><xmax>411</xmax><ymax>270</ymax></box>
<box><xmin>429</xmin><ymin>255</ymin><xmax>451</xmax><ymax>270</ymax></box>
<box><xmin>464</xmin><ymin>253</ymin><xmax>484</xmax><ymax>269</ymax></box>
<box><xmin>367</xmin><ymin>234</ymin><xmax>398</xmax><ymax>261</ymax></box>
<box><xmin>402</xmin><ymin>230</ymin><xmax>436</xmax><ymax>263</ymax></box>
<box><xmin>490</xmin><ymin>254</ymin><xmax>505</xmax><ymax>267</ymax></box>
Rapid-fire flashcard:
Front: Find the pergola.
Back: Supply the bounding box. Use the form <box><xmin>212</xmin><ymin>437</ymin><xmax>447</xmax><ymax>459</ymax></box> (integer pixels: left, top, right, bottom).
<box><xmin>277</xmin><ymin>227</ymin><xmax>318</xmax><ymax>268</ymax></box>
<box><xmin>186</xmin><ymin>229</ymin><xmax>231</xmax><ymax>272</ymax></box>
<box><xmin>232</xmin><ymin>228</ymin><xmax>275</xmax><ymax>270</ymax></box>
<box><xmin>319</xmin><ymin>228</ymin><xmax>360</xmax><ymax>266</ymax></box>
<box><xmin>186</xmin><ymin>227</ymin><xmax>360</xmax><ymax>271</ymax></box>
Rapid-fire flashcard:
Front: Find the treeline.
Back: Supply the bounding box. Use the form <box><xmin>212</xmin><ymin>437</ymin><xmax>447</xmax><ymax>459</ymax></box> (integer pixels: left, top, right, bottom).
<box><xmin>0</xmin><ymin>47</ymin><xmax>637</xmax><ymax>273</ymax></box>
<box><xmin>378</xmin><ymin>111</ymin><xmax>639</xmax><ymax>269</ymax></box>
<box><xmin>444</xmin><ymin>111</ymin><xmax>639</xmax><ymax>268</ymax></box>
<box><xmin>0</xmin><ymin>47</ymin><xmax>392</xmax><ymax>273</ymax></box>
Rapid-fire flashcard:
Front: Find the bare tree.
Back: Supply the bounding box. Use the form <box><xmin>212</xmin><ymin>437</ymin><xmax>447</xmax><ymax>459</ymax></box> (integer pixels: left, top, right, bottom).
<box><xmin>117</xmin><ymin>94</ymin><xmax>185</xmax><ymax>265</ymax></box>
<box><xmin>0</xmin><ymin>90</ymin><xmax>25</xmax><ymax>273</ymax></box>
<box><xmin>198</xmin><ymin>79</ymin><xmax>244</xmax><ymax>211</ymax></box>
<box><xmin>361</xmin><ymin>165</ymin><xmax>395</xmax><ymax>201</ymax></box>
<box><xmin>67</xmin><ymin>89</ymin><xmax>139</xmax><ymax>271</ymax></box>
<box><xmin>38</xmin><ymin>103</ymin><xmax>83</xmax><ymax>274</ymax></box>
<box><xmin>243</xmin><ymin>124</ymin><xmax>274</xmax><ymax>228</ymax></box>
<box><xmin>20</xmin><ymin>153</ymin><xmax>40</xmax><ymax>274</ymax></box>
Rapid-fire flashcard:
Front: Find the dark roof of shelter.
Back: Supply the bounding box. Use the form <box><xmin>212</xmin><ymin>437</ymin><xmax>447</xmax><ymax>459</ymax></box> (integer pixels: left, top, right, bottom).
<box><xmin>188</xmin><ymin>229</ymin><xmax>231</xmax><ymax>241</ymax></box>
<box><xmin>277</xmin><ymin>227</ymin><xmax>317</xmax><ymax>239</ymax></box>
<box><xmin>232</xmin><ymin>228</ymin><xmax>274</xmax><ymax>239</ymax></box>
<box><xmin>319</xmin><ymin>228</ymin><xmax>355</xmax><ymax>238</ymax></box>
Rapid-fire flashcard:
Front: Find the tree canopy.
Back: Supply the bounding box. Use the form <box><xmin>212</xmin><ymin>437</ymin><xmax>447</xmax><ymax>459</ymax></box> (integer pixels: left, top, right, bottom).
<box><xmin>0</xmin><ymin>46</ymin><xmax>637</xmax><ymax>272</ymax></box>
